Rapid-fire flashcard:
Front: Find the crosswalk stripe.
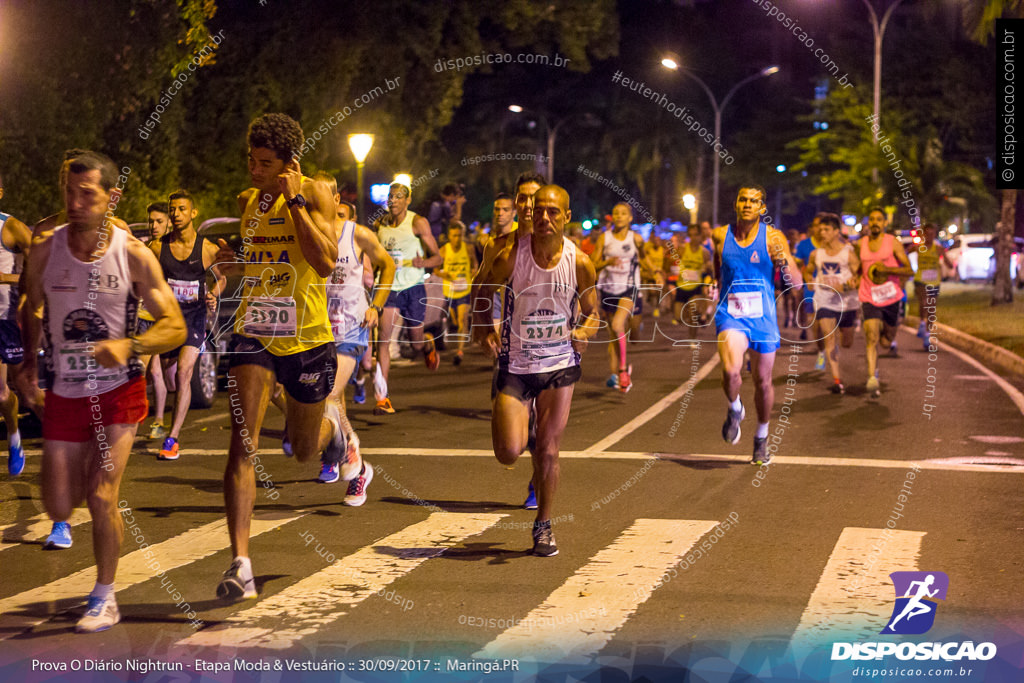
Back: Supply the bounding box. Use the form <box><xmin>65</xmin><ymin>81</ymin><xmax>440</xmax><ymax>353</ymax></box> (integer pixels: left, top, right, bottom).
<box><xmin>475</xmin><ymin>518</ymin><xmax>719</xmax><ymax>664</ymax></box>
<box><xmin>791</xmin><ymin>527</ymin><xmax>924</xmax><ymax>645</ymax></box>
<box><xmin>0</xmin><ymin>508</ymin><xmax>91</xmax><ymax>553</ymax></box>
<box><xmin>178</xmin><ymin>512</ymin><xmax>507</xmax><ymax>650</ymax></box>
<box><xmin>0</xmin><ymin>510</ymin><xmax>304</xmax><ymax>639</ymax></box>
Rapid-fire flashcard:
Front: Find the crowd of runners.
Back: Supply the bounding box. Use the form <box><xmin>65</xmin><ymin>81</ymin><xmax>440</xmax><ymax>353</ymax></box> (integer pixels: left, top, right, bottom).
<box><xmin>0</xmin><ymin>112</ymin><xmax>949</xmax><ymax>632</ymax></box>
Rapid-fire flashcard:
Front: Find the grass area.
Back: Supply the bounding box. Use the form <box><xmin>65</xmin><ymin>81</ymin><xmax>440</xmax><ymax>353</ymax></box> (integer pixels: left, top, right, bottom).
<box><xmin>908</xmin><ymin>283</ymin><xmax>1024</xmax><ymax>358</ymax></box>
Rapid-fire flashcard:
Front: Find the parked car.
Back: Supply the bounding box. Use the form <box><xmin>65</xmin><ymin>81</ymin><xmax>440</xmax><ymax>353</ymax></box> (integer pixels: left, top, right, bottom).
<box><xmin>947</xmin><ymin>233</ymin><xmax>1021</xmax><ymax>282</ymax></box>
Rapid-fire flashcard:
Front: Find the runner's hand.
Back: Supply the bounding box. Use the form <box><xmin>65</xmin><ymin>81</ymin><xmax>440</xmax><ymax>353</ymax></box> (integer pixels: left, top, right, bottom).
<box><xmin>362</xmin><ymin>307</ymin><xmax>379</xmax><ymax>330</ymax></box>
<box><xmin>94</xmin><ymin>339</ymin><xmax>132</xmax><ymax>368</ymax></box>
<box><xmin>279</xmin><ymin>159</ymin><xmax>303</xmax><ymax>200</ymax></box>
<box><xmin>478</xmin><ymin>330</ymin><xmax>500</xmax><ymax>359</ymax></box>
<box><xmin>571</xmin><ymin>327</ymin><xmax>589</xmax><ymax>354</ymax></box>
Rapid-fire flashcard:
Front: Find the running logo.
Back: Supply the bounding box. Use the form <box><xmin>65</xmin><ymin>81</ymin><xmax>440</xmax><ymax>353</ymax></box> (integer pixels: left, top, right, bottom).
<box><xmin>881</xmin><ymin>571</ymin><xmax>949</xmax><ymax>635</ymax></box>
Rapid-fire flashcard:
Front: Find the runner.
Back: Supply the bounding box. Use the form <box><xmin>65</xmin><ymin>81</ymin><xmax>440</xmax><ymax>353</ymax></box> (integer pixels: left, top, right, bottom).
<box><xmin>437</xmin><ymin>220</ymin><xmax>477</xmax><ymax>366</ymax></box>
<box><xmin>644</xmin><ymin>233</ymin><xmax>666</xmax><ymax>318</ymax></box>
<box><xmin>858</xmin><ymin>207</ymin><xmax>913</xmax><ymax>398</ymax></box>
<box><xmin>373</xmin><ymin>181</ymin><xmax>442</xmax><ymax>415</ymax></box>
<box><xmin>674</xmin><ymin>227</ymin><xmax>712</xmax><ymax>339</ymax></box>
<box><xmin>321</xmin><ymin>178</ymin><xmax>395</xmax><ymax>496</ymax></box>
<box><xmin>591</xmin><ymin>203</ymin><xmax>659</xmax><ymax>392</ymax></box>
<box><xmin>0</xmin><ymin>174</ymin><xmax>31</xmax><ymax>476</ymax></box>
<box><xmin>803</xmin><ymin>213</ymin><xmax>860</xmax><ymax>394</ymax></box>
<box><xmin>794</xmin><ymin>215</ymin><xmax>826</xmax><ymax>367</ymax></box>
<box><xmin>334</xmin><ymin>198</ymin><xmax>376</xmax><ymax>405</ymax></box>
<box><xmin>713</xmin><ymin>185</ymin><xmax>802</xmax><ymax>465</ymax></box>
<box><xmin>477</xmin><ymin>184</ymin><xmax>598</xmax><ymax>556</ymax></box>
<box><xmin>16</xmin><ymin>151</ymin><xmax>186</xmax><ymax>631</ymax></box>
<box><xmin>913</xmin><ymin>223</ymin><xmax>952</xmax><ymax>350</ymax></box>
<box><xmin>479</xmin><ymin>193</ymin><xmax>517</xmax><ymax>335</ymax></box>
<box><xmin>211</xmin><ymin>113</ymin><xmax>351</xmax><ymax>601</ymax></box>
<box><xmin>153</xmin><ymin>189</ymin><xmax>225</xmax><ymax>460</ymax></box>
<box><xmin>139</xmin><ymin>202</ymin><xmax>171</xmax><ymax>439</ymax></box>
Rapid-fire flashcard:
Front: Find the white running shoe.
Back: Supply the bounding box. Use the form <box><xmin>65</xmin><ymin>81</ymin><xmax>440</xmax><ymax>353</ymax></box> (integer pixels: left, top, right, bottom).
<box><xmin>76</xmin><ymin>594</ymin><xmax>120</xmax><ymax>633</ymax></box>
<box><xmin>216</xmin><ymin>558</ymin><xmax>257</xmax><ymax>600</ymax></box>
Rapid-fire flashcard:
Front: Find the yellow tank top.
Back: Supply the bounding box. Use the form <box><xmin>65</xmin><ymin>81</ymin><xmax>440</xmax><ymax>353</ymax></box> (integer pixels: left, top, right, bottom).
<box><xmin>234</xmin><ymin>187</ymin><xmax>333</xmax><ymax>356</ymax></box>
<box><xmin>914</xmin><ymin>243</ymin><xmax>941</xmax><ymax>285</ymax></box>
<box><xmin>442</xmin><ymin>242</ymin><xmax>472</xmax><ymax>298</ymax></box>
<box><xmin>679</xmin><ymin>244</ymin><xmax>706</xmax><ymax>290</ymax></box>
<box><xmin>645</xmin><ymin>245</ymin><xmax>665</xmax><ymax>279</ymax></box>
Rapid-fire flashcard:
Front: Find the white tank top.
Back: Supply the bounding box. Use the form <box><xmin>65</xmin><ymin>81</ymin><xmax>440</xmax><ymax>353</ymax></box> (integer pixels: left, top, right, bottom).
<box><xmin>0</xmin><ymin>213</ymin><xmax>23</xmax><ymax>321</ymax></box>
<box><xmin>327</xmin><ymin>220</ymin><xmax>368</xmax><ymax>339</ymax></box>
<box><xmin>813</xmin><ymin>243</ymin><xmax>859</xmax><ymax>312</ymax></box>
<box><xmin>597</xmin><ymin>228</ymin><xmax>640</xmax><ymax>293</ymax></box>
<box><xmin>377</xmin><ymin>211</ymin><xmax>424</xmax><ymax>292</ymax></box>
<box><xmin>43</xmin><ymin>225</ymin><xmax>141</xmax><ymax>397</ymax></box>
<box><xmin>499</xmin><ymin>235</ymin><xmax>579</xmax><ymax>375</ymax></box>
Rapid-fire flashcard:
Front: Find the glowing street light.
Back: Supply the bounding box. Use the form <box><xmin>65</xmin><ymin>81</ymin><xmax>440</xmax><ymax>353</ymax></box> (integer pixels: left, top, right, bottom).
<box><xmin>682</xmin><ymin>193</ymin><xmax>697</xmax><ymax>210</ymax></box>
<box><xmin>508</xmin><ymin>104</ymin><xmax>523</xmax><ymax>113</ymax></box>
<box><xmin>348</xmin><ymin>134</ymin><xmax>374</xmax><ymax>221</ymax></box>
<box><xmin>393</xmin><ymin>173</ymin><xmax>413</xmax><ymax>188</ymax></box>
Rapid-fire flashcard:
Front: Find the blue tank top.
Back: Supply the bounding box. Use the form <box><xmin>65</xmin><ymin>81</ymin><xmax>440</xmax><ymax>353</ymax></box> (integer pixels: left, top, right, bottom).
<box><xmin>714</xmin><ymin>222</ymin><xmax>779</xmax><ymax>344</ymax></box>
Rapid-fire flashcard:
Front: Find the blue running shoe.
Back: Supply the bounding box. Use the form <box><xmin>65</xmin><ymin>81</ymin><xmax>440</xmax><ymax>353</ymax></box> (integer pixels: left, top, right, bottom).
<box><xmin>814</xmin><ymin>352</ymin><xmax>826</xmax><ymax>371</ymax></box>
<box><xmin>44</xmin><ymin>521</ymin><xmax>72</xmax><ymax>550</ymax></box>
<box><xmin>352</xmin><ymin>379</ymin><xmax>366</xmax><ymax>405</ymax></box>
<box><xmin>523</xmin><ymin>482</ymin><xmax>538</xmax><ymax>510</ymax></box>
<box><xmin>8</xmin><ymin>443</ymin><xmax>24</xmax><ymax>476</ymax></box>
<box><xmin>606</xmin><ymin>374</ymin><xmax>618</xmax><ymax>389</ymax></box>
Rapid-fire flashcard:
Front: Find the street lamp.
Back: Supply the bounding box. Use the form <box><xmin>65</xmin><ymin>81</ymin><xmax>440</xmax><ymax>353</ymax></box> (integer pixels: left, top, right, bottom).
<box><xmin>682</xmin><ymin>193</ymin><xmax>697</xmax><ymax>226</ymax></box>
<box><xmin>348</xmin><ymin>133</ymin><xmax>374</xmax><ymax>221</ymax></box>
<box><xmin>508</xmin><ymin>105</ymin><xmax>599</xmax><ymax>180</ymax></box>
<box><xmin>859</xmin><ymin>0</ymin><xmax>905</xmax><ymax>184</ymax></box>
<box><xmin>661</xmin><ymin>58</ymin><xmax>780</xmax><ymax>228</ymax></box>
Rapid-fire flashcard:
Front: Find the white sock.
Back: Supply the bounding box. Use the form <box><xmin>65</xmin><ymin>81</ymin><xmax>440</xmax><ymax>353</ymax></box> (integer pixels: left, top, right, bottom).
<box><xmin>756</xmin><ymin>422</ymin><xmax>770</xmax><ymax>439</ymax></box>
<box><xmin>90</xmin><ymin>582</ymin><xmax>114</xmax><ymax>600</ymax></box>
<box><xmin>729</xmin><ymin>397</ymin><xmax>742</xmax><ymax>412</ymax></box>
<box><xmin>9</xmin><ymin>430</ymin><xmax>20</xmax><ymax>449</ymax></box>
<box><xmin>234</xmin><ymin>556</ymin><xmax>252</xmax><ymax>575</ymax></box>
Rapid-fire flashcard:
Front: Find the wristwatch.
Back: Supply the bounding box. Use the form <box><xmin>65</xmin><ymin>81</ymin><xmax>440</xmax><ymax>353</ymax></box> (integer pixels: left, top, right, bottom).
<box><xmin>286</xmin><ymin>194</ymin><xmax>307</xmax><ymax>209</ymax></box>
<box><xmin>371</xmin><ymin>304</ymin><xmax>383</xmax><ymax>316</ymax></box>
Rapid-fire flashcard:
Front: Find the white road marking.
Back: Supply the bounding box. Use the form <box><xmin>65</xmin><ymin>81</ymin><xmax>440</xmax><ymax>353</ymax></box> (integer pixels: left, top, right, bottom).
<box><xmin>791</xmin><ymin>527</ymin><xmax>924</xmax><ymax>644</ymax></box>
<box><xmin>0</xmin><ymin>511</ymin><xmax>304</xmax><ymax>639</ymax></box>
<box><xmin>475</xmin><ymin>519</ymin><xmax>719</xmax><ymax>664</ymax></box>
<box><xmin>585</xmin><ymin>355</ymin><xmax>720</xmax><ymax>453</ymax></box>
<box><xmin>968</xmin><ymin>435</ymin><xmax>1024</xmax><ymax>444</ymax></box>
<box><xmin>189</xmin><ymin>412</ymin><xmax>231</xmax><ymax>425</ymax></box>
<box><xmin>177</xmin><ymin>512</ymin><xmax>505</xmax><ymax>650</ymax></box>
<box><xmin>914</xmin><ymin>330</ymin><xmax>1024</xmax><ymax>417</ymax></box>
<box><xmin>951</xmin><ymin>375</ymin><xmax>993</xmax><ymax>381</ymax></box>
<box><xmin>0</xmin><ymin>508</ymin><xmax>91</xmax><ymax>553</ymax></box>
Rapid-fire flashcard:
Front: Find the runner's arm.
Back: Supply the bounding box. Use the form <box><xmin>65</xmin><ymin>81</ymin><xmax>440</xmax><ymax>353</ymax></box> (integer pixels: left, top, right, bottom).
<box><xmin>767</xmin><ymin>227</ymin><xmax>803</xmax><ymax>289</ymax></box>
<box><xmin>288</xmin><ymin>171</ymin><xmax>339</xmax><ymax>277</ymax></box>
<box><xmin>571</xmin><ymin>250</ymin><xmax>600</xmax><ymax>352</ymax></box>
<box><xmin>411</xmin><ymin>216</ymin><xmax>443</xmax><ymax>269</ymax></box>
<box><xmin>0</xmin><ymin>217</ymin><xmax>31</xmax><ymax>285</ymax></box>
<box><xmin>881</xmin><ymin>239</ymin><xmax>915</xmax><ymax>278</ymax></box>
<box><xmin>802</xmin><ymin>249</ymin><xmax>818</xmax><ymax>289</ymax></box>
<box><xmin>355</xmin><ymin>224</ymin><xmax>396</xmax><ymax>312</ymax></box>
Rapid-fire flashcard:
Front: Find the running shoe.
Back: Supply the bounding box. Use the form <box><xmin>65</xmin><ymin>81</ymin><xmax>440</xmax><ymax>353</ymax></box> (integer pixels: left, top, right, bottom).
<box><xmin>44</xmin><ymin>521</ymin><xmax>72</xmax><ymax>550</ymax></box>
<box><xmin>922</xmin><ymin>334</ymin><xmax>931</xmax><ymax>351</ymax></box>
<box><xmin>916</xmin><ymin>321</ymin><xmax>926</xmax><ymax>338</ymax></box>
<box><xmin>523</xmin><ymin>482</ymin><xmax>538</xmax><ymax>510</ymax></box>
<box><xmin>8</xmin><ymin>443</ymin><xmax>24</xmax><ymax>476</ymax></box>
<box><xmin>453</xmin><ymin>350</ymin><xmax>463</xmax><ymax>367</ymax></box>
<box><xmin>830</xmin><ymin>381</ymin><xmax>845</xmax><ymax>395</ymax></box>
<box><xmin>318</xmin><ymin>462</ymin><xmax>340</xmax><ymax>484</ymax></box>
<box><xmin>374</xmin><ymin>397</ymin><xmax>395</xmax><ymax>415</ymax></box>
<box><xmin>605</xmin><ymin>374</ymin><xmax>618</xmax><ymax>389</ymax></box>
<box><xmin>343</xmin><ymin>462</ymin><xmax>373</xmax><ymax>506</ymax></box>
<box><xmin>147</xmin><ymin>422</ymin><xmax>167</xmax><ymax>440</ymax></box>
<box><xmin>814</xmin><ymin>352</ymin><xmax>826</xmax><ymax>371</ymax></box>
<box><xmin>158</xmin><ymin>437</ymin><xmax>179</xmax><ymax>461</ymax></box>
<box><xmin>866</xmin><ymin>376</ymin><xmax>881</xmax><ymax>398</ymax></box>
<box><xmin>618</xmin><ymin>365</ymin><xmax>633</xmax><ymax>394</ymax></box>
<box><xmin>532</xmin><ymin>521</ymin><xmax>558</xmax><ymax>557</ymax></box>
<box><xmin>888</xmin><ymin>341</ymin><xmax>899</xmax><ymax>357</ymax></box>
<box><xmin>340</xmin><ymin>432</ymin><xmax>361</xmax><ymax>481</ymax></box>
<box><xmin>281</xmin><ymin>426</ymin><xmax>293</xmax><ymax>457</ymax></box>
<box><xmin>721</xmin><ymin>403</ymin><xmax>745</xmax><ymax>444</ymax></box>
<box><xmin>216</xmin><ymin>558</ymin><xmax>256</xmax><ymax>600</ymax></box>
<box><xmin>423</xmin><ymin>333</ymin><xmax>440</xmax><ymax>371</ymax></box>
<box><xmin>751</xmin><ymin>436</ymin><xmax>770</xmax><ymax>466</ymax></box>
<box><xmin>352</xmin><ymin>379</ymin><xmax>366</xmax><ymax>405</ymax></box>
<box><xmin>76</xmin><ymin>595</ymin><xmax>120</xmax><ymax>633</ymax></box>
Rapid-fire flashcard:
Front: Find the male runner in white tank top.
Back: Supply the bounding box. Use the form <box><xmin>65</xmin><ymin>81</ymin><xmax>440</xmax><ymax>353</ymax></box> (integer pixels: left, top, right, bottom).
<box><xmin>17</xmin><ymin>151</ymin><xmax>185</xmax><ymax>632</ymax></box>
<box><xmin>477</xmin><ymin>185</ymin><xmax>599</xmax><ymax>557</ymax></box>
<box><xmin>0</xmin><ymin>173</ymin><xmax>32</xmax><ymax>477</ymax></box>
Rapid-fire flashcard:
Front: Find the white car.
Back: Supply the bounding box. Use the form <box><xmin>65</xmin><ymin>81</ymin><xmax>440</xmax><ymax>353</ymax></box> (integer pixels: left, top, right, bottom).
<box><xmin>949</xmin><ymin>234</ymin><xmax>1019</xmax><ymax>281</ymax></box>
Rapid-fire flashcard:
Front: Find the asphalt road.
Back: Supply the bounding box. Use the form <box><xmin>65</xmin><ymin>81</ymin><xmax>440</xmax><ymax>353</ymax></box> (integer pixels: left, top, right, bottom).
<box><xmin>1</xmin><ymin>312</ymin><xmax>1022</xmax><ymax>682</ymax></box>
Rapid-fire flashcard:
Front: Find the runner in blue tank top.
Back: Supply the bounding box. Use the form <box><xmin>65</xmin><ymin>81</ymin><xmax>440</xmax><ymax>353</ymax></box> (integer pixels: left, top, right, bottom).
<box><xmin>712</xmin><ymin>185</ymin><xmax>802</xmax><ymax>466</ymax></box>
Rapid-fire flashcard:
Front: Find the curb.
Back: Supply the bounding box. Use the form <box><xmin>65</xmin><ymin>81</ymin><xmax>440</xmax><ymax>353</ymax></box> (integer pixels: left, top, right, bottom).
<box><xmin>905</xmin><ymin>315</ymin><xmax>1024</xmax><ymax>379</ymax></box>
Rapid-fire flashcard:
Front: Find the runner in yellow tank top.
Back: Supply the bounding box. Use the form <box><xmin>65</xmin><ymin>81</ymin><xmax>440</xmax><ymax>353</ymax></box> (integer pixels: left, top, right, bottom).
<box><xmin>438</xmin><ymin>221</ymin><xmax>478</xmax><ymax>365</ymax></box>
<box><xmin>913</xmin><ymin>223</ymin><xmax>953</xmax><ymax>350</ymax></box>
<box><xmin>211</xmin><ymin>113</ymin><xmax>358</xmax><ymax>603</ymax></box>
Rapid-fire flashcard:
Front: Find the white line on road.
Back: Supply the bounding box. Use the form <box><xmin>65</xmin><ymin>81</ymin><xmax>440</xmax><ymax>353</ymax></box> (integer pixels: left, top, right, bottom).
<box><xmin>0</xmin><ymin>508</ymin><xmax>91</xmax><ymax>553</ymax></box>
<box><xmin>475</xmin><ymin>518</ymin><xmax>719</xmax><ymax>664</ymax></box>
<box><xmin>177</xmin><ymin>512</ymin><xmax>506</xmax><ymax>650</ymax></box>
<box><xmin>585</xmin><ymin>356</ymin><xmax>720</xmax><ymax>454</ymax></box>
<box><xmin>190</xmin><ymin>412</ymin><xmax>231</xmax><ymax>425</ymax></box>
<box><xmin>0</xmin><ymin>510</ymin><xmax>304</xmax><ymax>640</ymax></box>
<box><xmin>791</xmin><ymin>527</ymin><xmax>924</xmax><ymax>645</ymax></box>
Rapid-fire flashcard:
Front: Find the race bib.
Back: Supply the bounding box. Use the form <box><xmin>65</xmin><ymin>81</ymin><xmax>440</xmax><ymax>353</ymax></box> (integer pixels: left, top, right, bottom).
<box><xmin>243</xmin><ymin>297</ymin><xmax>297</xmax><ymax>336</ymax></box>
<box><xmin>669</xmin><ymin>264</ymin><xmax>680</xmax><ymax>276</ymax></box>
<box><xmin>727</xmin><ymin>291</ymin><xmax>763</xmax><ymax>319</ymax></box>
<box><xmin>58</xmin><ymin>343</ymin><xmax>121</xmax><ymax>383</ymax></box>
<box><xmin>388</xmin><ymin>250</ymin><xmax>403</xmax><ymax>271</ymax></box>
<box><xmin>519</xmin><ymin>312</ymin><xmax>569</xmax><ymax>357</ymax></box>
<box><xmin>327</xmin><ymin>296</ymin><xmax>345</xmax><ymax>325</ymax></box>
<box><xmin>870</xmin><ymin>281</ymin><xmax>901</xmax><ymax>305</ymax></box>
<box><xmin>682</xmin><ymin>269</ymin><xmax>702</xmax><ymax>283</ymax></box>
<box><xmin>920</xmin><ymin>269</ymin><xmax>939</xmax><ymax>283</ymax></box>
<box><xmin>168</xmin><ymin>278</ymin><xmax>200</xmax><ymax>303</ymax></box>
<box><xmin>451</xmin><ymin>277</ymin><xmax>468</xmax><ymax>294</ymax></box>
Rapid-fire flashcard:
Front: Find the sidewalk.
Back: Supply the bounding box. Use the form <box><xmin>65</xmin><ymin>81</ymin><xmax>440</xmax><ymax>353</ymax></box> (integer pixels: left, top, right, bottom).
<box><xmin>905</xmin><ymin>282</ymin><xmax>1024</xmax><ymax>379</ymax></box>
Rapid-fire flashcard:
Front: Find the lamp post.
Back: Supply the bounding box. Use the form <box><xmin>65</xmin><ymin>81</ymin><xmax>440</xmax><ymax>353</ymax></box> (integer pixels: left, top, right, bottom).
<box><xmin>508</xmin><ymin>106</ymin><xmax>599</xmax><ymax>180</ymax></box>
<box><xmin>683</xmin><ymin>193</ymin><xmax>697</xmax><ymax>227</ymax></box>
<box><xmin>661</xmin><ymin>59</ymin><xmax>779</xmax><ymax>228</ymax></box>
<box><xmin>348</xmin><ymin>134</ymin><xmax>374</xmax><ymax>221</ymax></box>
<box><xmin>859</xmin><ymin>0</ymin><xmax>905</xmax><ymax>185</ymax></box>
